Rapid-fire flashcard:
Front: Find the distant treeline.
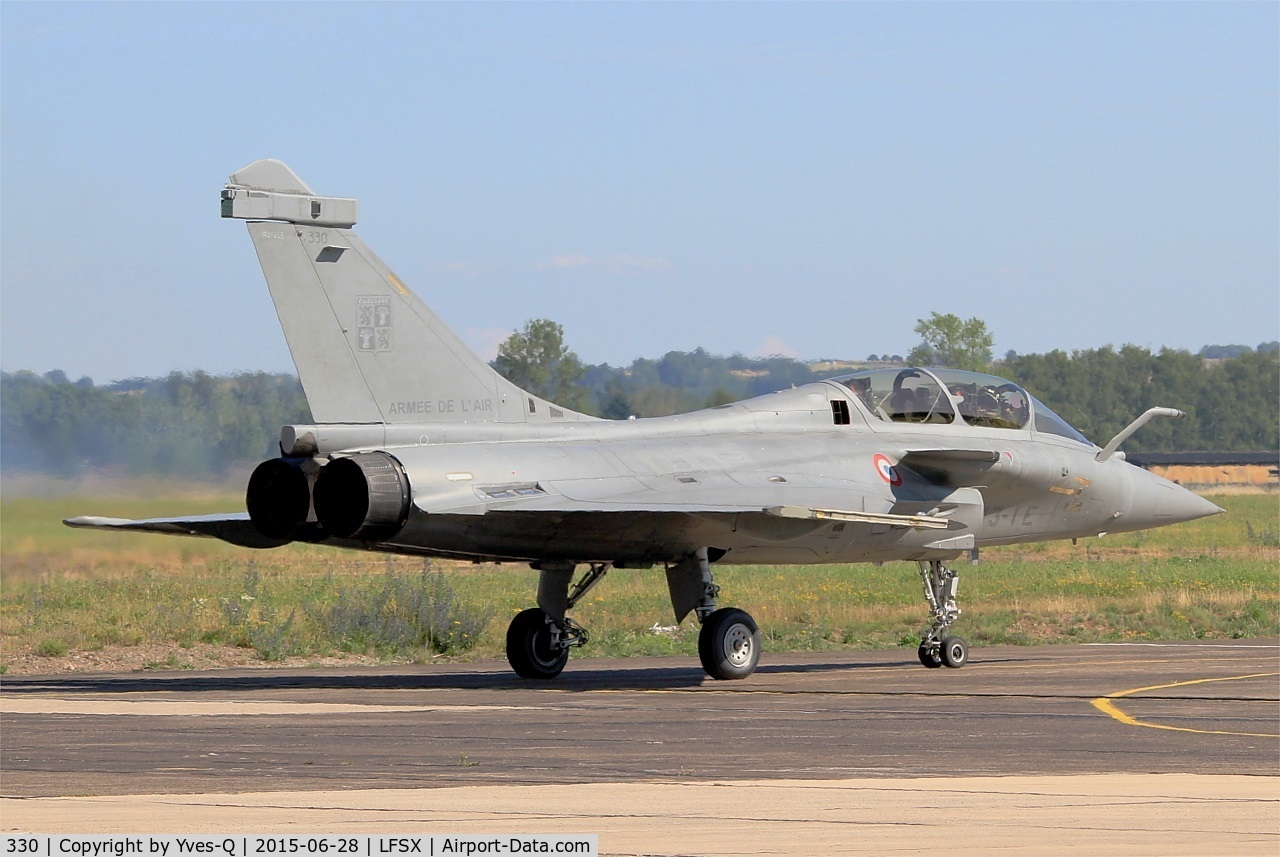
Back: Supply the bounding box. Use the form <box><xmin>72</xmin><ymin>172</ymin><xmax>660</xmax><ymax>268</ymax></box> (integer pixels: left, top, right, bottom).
<box><xmin>584</xmin><ymin>349</ymin><xmax>826</xmax><ymax>419</ymax></box>
<box><xmin>581</xmin><ymin>344</ymin><xmax>1279</xmax><ymax>453</ymax></box>
<box><xmin>2</xmin><ymin>344</ymin><xmax>1276</xmax><ymax>478</ymax></box>
<box><xmin>1005</xmin><ymin>346</ymin><xmax>1277</xmax><ymax>453</ymax></box>
<box><xmin>1</xmin><ymin>371</ymin><xmax>311</xmax><ymax>478</ymax></box>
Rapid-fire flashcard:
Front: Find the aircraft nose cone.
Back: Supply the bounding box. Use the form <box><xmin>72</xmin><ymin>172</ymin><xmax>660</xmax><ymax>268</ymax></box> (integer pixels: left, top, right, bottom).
<box><xmin>1157</xmin><ymin>486</ymin><xmax>1225</xmax><ymax>524</ymax></box>
<box><xmin>1125</xmin><ymin>468</ymin><xmax>1224</xmax><ymax>530</ymax></box>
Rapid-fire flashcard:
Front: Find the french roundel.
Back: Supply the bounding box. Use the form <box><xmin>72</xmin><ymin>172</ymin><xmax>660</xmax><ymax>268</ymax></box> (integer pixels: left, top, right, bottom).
<box><xmin>873</xmin><ymin>453</ymin><xmax>902</xmax><ymax>486</ymax></box>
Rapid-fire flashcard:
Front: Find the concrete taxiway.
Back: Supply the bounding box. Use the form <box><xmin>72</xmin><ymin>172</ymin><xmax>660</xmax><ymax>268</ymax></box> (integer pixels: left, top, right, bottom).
<box><xmin>3</xmin><ymin>640</ymin><xmax>1278</xmax><ymax>855</ymax></box>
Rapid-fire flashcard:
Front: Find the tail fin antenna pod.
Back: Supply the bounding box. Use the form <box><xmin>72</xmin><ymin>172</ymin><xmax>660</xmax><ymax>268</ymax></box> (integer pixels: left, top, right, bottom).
<box><xmin>222</xmin><ymin>159</ymin><xmax>593</xmax><ymax>426</ymax></box>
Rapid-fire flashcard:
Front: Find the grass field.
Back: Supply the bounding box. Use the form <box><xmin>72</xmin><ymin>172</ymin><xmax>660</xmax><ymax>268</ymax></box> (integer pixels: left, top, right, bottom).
<box><xmin>1</xmin><ymin>488</ymin><xmax>1276</xmax><ymax>674</ymax></box>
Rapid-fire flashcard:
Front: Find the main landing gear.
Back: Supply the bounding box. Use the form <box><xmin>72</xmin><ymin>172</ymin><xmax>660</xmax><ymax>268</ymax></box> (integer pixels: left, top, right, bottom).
<box><xmin>505</xmin><ymin>607</ymin><xmax>573</xmax><ymax>679</ymax></box>
<box><xmin>505</xmin><ymin>548</ymin><xmax>762</xmax><ymax>681</ymax></box>
<box><xmin>916</xmin><ymin>559</ymin><xmax>967</xmax><ymax>669</ymax></box>
<box><xmin>671</xmin><ymin>546</ymin><xmax>760</xmax><ymax>680</ymax></box>
<box><xmin>698</xmin><ymin>607</ymin><xmax>761</xmax><ymax>680</ymax></box>
<box><xmin>505</xmin><ymin>562</ymin><xmax>608</xmax><ymax>680</ymax></box>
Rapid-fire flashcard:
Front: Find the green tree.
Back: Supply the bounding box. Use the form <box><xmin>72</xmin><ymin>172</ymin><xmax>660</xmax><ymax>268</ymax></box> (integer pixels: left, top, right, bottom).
<box><xmin>907</xmin><ymin>313</ymin><xmax>994</xmax><ymax>372</ymax></box>
<box><xmin>1006</xmin><ymin>346</ymin><xmax>1279</xmax><ymax>452</ymax></box>
<box><xmin>704</xmin><ymin>388</ymin><xmax>736</xmax><ymax>408</ymax></box>
<box><xmin>492</xmin><ymin>318</ymin><xmax>589</xmax><ymax>411</ymax></box>
<box><xmin>595</xmin><ymin>376</ymin><xmax>634</xmax><ymax>420</ymax></box>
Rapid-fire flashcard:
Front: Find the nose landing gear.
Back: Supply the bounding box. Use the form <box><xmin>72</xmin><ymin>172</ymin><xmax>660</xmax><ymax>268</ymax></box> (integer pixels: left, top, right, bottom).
<box><xmin>917</xmin><ymin>559</ymin><xmax>967</xmax><ymax>669</ymax></box>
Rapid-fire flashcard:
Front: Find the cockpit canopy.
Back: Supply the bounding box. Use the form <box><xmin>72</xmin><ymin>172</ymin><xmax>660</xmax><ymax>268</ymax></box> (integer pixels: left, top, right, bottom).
<box><xmin>829</xmin><ymin>367</ymin><xmax>1092</xmax><ymax>446</ymax></box>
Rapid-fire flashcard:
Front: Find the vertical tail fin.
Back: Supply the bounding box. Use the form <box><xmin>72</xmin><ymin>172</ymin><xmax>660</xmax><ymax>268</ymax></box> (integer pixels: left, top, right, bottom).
<box><xmin>222</xmin><ymin>159</ymin><xmax>592</xmax><ymax>426</ymax></box>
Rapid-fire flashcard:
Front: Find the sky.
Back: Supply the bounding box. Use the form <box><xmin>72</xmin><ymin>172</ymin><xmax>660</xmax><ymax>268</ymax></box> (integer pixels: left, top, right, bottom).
<box><xmin>2</xmin><ymin>2</ymin><xmax>1277</xmax><ymax>383</ymax></box>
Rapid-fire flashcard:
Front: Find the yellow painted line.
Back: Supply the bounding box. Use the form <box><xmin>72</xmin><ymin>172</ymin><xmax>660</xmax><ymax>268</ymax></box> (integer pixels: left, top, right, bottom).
<box><xmin>1091</xmin><ymin>672</ymin><xmax>1280</xmax><ymax>738</ymax></box>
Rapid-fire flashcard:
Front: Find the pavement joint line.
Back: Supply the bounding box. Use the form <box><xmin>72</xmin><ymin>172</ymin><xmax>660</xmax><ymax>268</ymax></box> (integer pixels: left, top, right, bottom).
<box><xmin>0</xmin><ymin>699</ymin><xmax>553</xmax><ymax>716</ymax></box>
<box><xmin>7</xmin><ymin>675</ymin><xmax>1278</xmax><ymax>706</ymax></box>
<box><xmin>0</xmin><ymin>653</ymin><xmax>1269</xmax><ymax>691</ymax></box>
<box><xmin>5</xmin><ymin>690</ymin><xmax>1278</xmax><ymax>711</ymax></box>
<box><xmin>12</xmin><ymin>795</ymin><xmax>1274</xmax><ymax>830</ymax></box>
<box><xmin>1090</xmin><ymin>672</ymin><xmax>1280</xmax><ymax>738</ymax></box>
<box><xmin>1083</xmin><ymin>643</ymin><xmax>1280</xmax><ymax>648</ymax></box>
<box><xmin>582</xmin><ymin>685</ymin><xmax>1279</xmax><ymax>701</ymax></box>
<box><xmin>523</xmin><ymin>654</ymin><xmax>1280</xmax><ymax>688</ymax></box>
<box><xmin>593</xmin><ymin>781</ymin><xmax>1280</xmax><ymax>801</ymax></box>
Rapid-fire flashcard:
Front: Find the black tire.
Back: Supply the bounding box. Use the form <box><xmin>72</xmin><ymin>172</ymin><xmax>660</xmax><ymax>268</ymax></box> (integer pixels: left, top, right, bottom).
<box><xmin>918</xmin><ymin>642</ymin><xmax>944</xmax><ymax>668</ymax></box>
<box><xmin>506</xmin><ymin>608</ymin><xmax>568</xmax><ymax>680</ymax></box>
<box><xmin>698</xmin><ymin>608</ymin><xmax>762</xmax><ymax>680</ymax></box>
<box><xmin>940</xmin><ymin>635</ymin><xmax>968</xmax><ymax>669</ymax></box>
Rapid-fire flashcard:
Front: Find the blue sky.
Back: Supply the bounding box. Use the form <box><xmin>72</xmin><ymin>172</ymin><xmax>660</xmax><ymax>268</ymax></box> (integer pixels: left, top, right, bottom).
<box><xmin>2</xmin><ymin>2</ymin><xmax>1276</xmax><ymax>382</ymax></box>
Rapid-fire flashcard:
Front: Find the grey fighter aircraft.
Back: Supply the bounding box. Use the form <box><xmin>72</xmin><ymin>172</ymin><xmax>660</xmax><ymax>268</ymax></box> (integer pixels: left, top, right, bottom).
<box><xmin>67</xmin><ymin>159</ymin><xmax>1224</xmax><ymax>680</ymax></box>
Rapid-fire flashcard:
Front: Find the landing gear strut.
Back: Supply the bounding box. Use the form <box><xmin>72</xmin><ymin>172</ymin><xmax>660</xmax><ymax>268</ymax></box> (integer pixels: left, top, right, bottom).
<box><xmin>917</xmin><ymin>559</ymin><xmax>967</xmax><ymax>669</ymax></box>
<box><xmin>506</xmin><ymin>549</ymin><xmax>763</xmax><ymax>681</ymax></box>
<box><xmin>668</xmin><ymin>547</ymin><xmax>761</xmax><ymax>680</ymax></box>
<box><xmin>506</xmin><ymin>562</ymin><xmax>609</xmax><ymax>680</ymax></box>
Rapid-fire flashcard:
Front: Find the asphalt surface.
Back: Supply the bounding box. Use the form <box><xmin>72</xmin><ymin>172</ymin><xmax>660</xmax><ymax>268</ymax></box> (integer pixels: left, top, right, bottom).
<box><xmin>3</xmin><ymin>640</ymin><xmax>1277</xmax><ymax>798</ymax></box>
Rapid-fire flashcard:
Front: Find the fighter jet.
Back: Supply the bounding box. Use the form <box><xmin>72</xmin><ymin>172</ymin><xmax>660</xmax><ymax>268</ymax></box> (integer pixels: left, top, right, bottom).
<box><xmin>67</xmin><ymin>159</ymin><xmax>1223</xmax><ymax>680</ymax></box>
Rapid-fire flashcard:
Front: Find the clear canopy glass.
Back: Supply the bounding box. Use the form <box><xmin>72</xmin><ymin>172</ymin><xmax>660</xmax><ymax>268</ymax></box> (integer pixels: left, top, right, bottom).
<box><xmin>829</xmin><ymin>367</ymin><xmax>1092</xmax><ymax>445</ymax></box>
